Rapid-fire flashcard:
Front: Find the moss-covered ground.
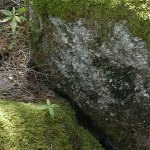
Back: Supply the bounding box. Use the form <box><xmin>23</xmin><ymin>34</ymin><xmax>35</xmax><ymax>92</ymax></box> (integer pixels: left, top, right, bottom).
<box><xmin>0</xmin><ymin>99</ymin><xmax>104</xmax><ymax>150</ymax></box>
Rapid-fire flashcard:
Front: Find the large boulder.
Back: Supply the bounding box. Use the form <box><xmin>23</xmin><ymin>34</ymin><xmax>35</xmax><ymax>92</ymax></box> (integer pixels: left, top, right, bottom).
<box><xmin>30</xmin><ymin>1</ymin><xmax>150</xmax><ymax>149</ymax></box>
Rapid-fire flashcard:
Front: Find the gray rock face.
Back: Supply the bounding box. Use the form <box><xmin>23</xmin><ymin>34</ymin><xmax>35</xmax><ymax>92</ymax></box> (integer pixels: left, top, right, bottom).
<box><xmin>31</xmin><ymin>17</ymin><xmax>150</xmax><ymax>149</ymax></box>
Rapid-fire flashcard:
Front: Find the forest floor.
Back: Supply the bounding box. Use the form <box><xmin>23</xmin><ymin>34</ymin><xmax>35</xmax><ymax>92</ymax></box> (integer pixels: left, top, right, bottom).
<box><xmin>0</xmin><ymin>1</ymin><xmax>104</xmax><ymax>150</ymax></box>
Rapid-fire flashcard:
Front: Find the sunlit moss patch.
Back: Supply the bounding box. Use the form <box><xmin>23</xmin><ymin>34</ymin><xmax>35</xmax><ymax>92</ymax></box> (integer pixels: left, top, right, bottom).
<box><xmin>0</xmin><ymin>99</ymin><xmax>103</xmax><ymax>150</ymax></box>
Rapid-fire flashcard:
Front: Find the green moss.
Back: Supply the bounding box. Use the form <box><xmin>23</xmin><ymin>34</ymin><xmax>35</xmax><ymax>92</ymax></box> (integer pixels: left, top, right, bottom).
<box><xmin>32</xmin><ymin>0</ymin><xmax>150</xmax><ymax>45</ymax></box>
<box><xmin>0</xmin><ymin>99</ymin><xmax>103</xmax><ymax>150</ymax></box>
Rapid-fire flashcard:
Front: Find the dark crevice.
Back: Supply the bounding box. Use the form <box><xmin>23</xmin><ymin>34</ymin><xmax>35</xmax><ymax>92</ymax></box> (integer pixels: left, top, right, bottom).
<box><xmin>54</xmin><ymin>89</ymin><xmax>120</xmax><ymax>150</ymax></box>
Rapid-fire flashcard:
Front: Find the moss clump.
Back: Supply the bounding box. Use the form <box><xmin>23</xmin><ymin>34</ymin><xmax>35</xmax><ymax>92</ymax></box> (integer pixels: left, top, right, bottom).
<box><xmin>32</xmin><ymin>0</ymin><xmax>150</xmax><ymax>46</ymax></box>
<box><xmin>0</xmin><ymin>99</ymin><xmax>103</xmax><ymax>150</ymax></box>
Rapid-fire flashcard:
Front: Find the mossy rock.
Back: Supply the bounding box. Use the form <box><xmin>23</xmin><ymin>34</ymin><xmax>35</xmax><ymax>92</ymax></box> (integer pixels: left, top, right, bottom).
<box><xmin>0</xmin><ymin>99</ymin><xmax>104</xmax><ymax>150</ymax></box>
<box><xmin>29</xmin><ymin>0</ymin><xmax>150</xmax><ymax>149</ymax></box>
<box><xmin>32</xmin><ymin>0</ymin><xmax>150</xmax><ymax>46</ymax></box>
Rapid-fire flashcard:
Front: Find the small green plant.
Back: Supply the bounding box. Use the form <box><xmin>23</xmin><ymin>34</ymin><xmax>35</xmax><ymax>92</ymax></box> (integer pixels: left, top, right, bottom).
<box><xmin>0</xmin><ymin>7</ymin><xmax>26</xmax><ymax>34</ymax></box>
<box><xmin>40</xmin><ymin>99</ymin><xmax>59</xmax><ymax>119</ymax></box>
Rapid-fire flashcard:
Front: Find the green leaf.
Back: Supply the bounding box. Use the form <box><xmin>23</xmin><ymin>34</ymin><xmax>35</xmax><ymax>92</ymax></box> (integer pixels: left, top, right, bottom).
<box><xmin>40</xmin><ymin>105</ymin><xmax>48</xmax><ymax>110</ymax></box>
<box><xmin>49</xmin><ymin>107</ymin><xmax>55</xmax><ymax>119</ymax></box>
<box><xmin>11</xmin><ymin>17</ymin><xmax>17</xmax><ymax>34</ymax></box>
<box><xmin>17</xmin><ymin>7</ymin><xmax>27</xmax><ymax>14</ymax></box>
<box><xmin>12</xmin><ymin>7</ymin><xmax>16</xmax><ymax>15</ymax></box>
<box><xmin>0</xmin><ymin>10</ymin><xmax>12</xmax><ymax>16</ymax></box>
<box><xmin>0</xmin><ymin>16</ymin><xmax>12</xmax><ymax>23</ymax></box>
<box><xmin>47</xmin><ymin>99</ymin><xmax>50</xmax><ymax>106</ymax></box>
<box><xmin>51</xmin><ymin>104</ymin><xmax>60</xmax><ymax>108</ymax></box>
<box><xmin>15</xmin><ymin>16</ymin><xmax>21</xmax><ymax>23</ymax></box>
<box><xmin>19</xmin><ymin>16</ymin><xmax>26</xmax><ymax>22</ymax></box>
